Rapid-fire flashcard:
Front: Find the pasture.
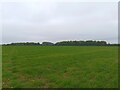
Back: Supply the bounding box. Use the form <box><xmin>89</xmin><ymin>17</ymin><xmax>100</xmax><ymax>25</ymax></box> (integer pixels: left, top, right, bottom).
<box><xmin>2</xmin><ymin>46</ymin><xmax>118</xmax><ymax>88</ymax></box>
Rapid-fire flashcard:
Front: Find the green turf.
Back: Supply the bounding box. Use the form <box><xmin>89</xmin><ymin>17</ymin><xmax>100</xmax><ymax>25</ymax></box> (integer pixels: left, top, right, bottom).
<box><xmin>2</xmin><ymin>46</ymin><xmax>118</xmax><ymax>88</ymax></box>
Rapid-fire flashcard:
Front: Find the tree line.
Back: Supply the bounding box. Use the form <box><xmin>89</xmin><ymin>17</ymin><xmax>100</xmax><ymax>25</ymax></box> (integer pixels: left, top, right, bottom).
<box><xmin>3</xmin><ymin>40</ymin><xmax>119</xmax><ymax>46</ymax></box>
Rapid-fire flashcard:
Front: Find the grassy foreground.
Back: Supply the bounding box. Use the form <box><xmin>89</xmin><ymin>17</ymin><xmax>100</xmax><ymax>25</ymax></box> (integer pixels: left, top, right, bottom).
<box><xmin>2</xmin><ymin>46</ymin><xmax>118</xmax><ymax>88</ymax></box>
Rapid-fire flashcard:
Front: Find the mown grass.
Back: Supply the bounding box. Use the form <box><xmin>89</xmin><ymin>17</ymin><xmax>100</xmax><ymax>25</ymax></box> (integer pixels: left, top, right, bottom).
<box><xmin>2</xmin><ymin>46</ymin><xmax>118</xmax><ymax>88</ymax></box>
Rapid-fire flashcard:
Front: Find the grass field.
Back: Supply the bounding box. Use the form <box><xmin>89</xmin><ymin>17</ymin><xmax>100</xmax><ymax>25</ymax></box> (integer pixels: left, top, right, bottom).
<box><xmin>2</xmin><ymin>46</ymin><xmax>118</xmax><ymax>88</ymax></box>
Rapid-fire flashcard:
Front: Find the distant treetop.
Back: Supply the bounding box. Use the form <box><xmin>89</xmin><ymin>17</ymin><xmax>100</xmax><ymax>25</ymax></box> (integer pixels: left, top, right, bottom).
<box><xmin>3</xmin><ymin>40</ymin><xmax>119</xmax><ymax>46</ymax></box>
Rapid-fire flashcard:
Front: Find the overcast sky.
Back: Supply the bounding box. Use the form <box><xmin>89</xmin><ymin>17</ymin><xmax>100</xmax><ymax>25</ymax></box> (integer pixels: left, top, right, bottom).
<box><xmin>2</xmin><ymin>2</ymin><xmax>118</xmax><ymax>44</ymax></box>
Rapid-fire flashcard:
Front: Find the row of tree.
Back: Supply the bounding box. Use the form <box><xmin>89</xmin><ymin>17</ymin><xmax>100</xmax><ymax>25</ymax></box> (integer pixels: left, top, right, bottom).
<box><xmin>55</xmin><ymin>41</ymin><xmax>107</xmax><ymax>46</ymax></box>
<box><xmin>3</xmin><ymin>40</ymin><xmax>119</xmax><ymax>46</ymax></box>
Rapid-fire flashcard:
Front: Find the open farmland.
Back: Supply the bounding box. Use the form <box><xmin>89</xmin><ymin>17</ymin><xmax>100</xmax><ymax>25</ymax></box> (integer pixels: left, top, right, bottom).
<box><xmin>2</xmin><ymin>46</ymin><xmax>118</xmax><ymax>88</ymax></box>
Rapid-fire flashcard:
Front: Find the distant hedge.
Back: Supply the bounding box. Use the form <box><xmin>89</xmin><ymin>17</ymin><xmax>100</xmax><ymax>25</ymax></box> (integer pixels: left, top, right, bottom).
<box><xmin>3</xmin><ymin>40</ymin><xmax>119</xmax><ymax>46</ymax></box>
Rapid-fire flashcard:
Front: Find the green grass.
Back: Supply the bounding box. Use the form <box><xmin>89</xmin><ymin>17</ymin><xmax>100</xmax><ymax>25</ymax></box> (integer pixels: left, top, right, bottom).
<box><xmin>0</xmin><ymin>46</ymin><xmax>2</xmax><ymax>90</ymax></box>
<box><xmin>2</xmin><ymin>46</ymin><xmax>118</xmax><ymax>88</ymax></box>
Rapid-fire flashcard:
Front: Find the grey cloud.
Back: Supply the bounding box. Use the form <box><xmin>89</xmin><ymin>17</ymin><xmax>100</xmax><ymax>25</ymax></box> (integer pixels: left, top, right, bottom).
<box><xmin>2</xmin><ymin>2</ymin><xmax>118</xmax><ymax>44</ymax></box>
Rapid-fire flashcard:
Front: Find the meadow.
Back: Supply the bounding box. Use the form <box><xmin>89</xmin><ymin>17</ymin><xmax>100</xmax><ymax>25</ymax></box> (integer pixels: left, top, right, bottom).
<box><xmin>2</xmin><ymin>46</ymin><xmax>118</xmax><ymax>88</ymax></box>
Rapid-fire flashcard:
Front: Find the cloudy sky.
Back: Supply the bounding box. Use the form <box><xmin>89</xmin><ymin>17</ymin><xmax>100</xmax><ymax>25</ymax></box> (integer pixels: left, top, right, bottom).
<box><xmin>2</xmin><ymin>2</ymin><xmax>118</xmax><ymax>44</ymax></box>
